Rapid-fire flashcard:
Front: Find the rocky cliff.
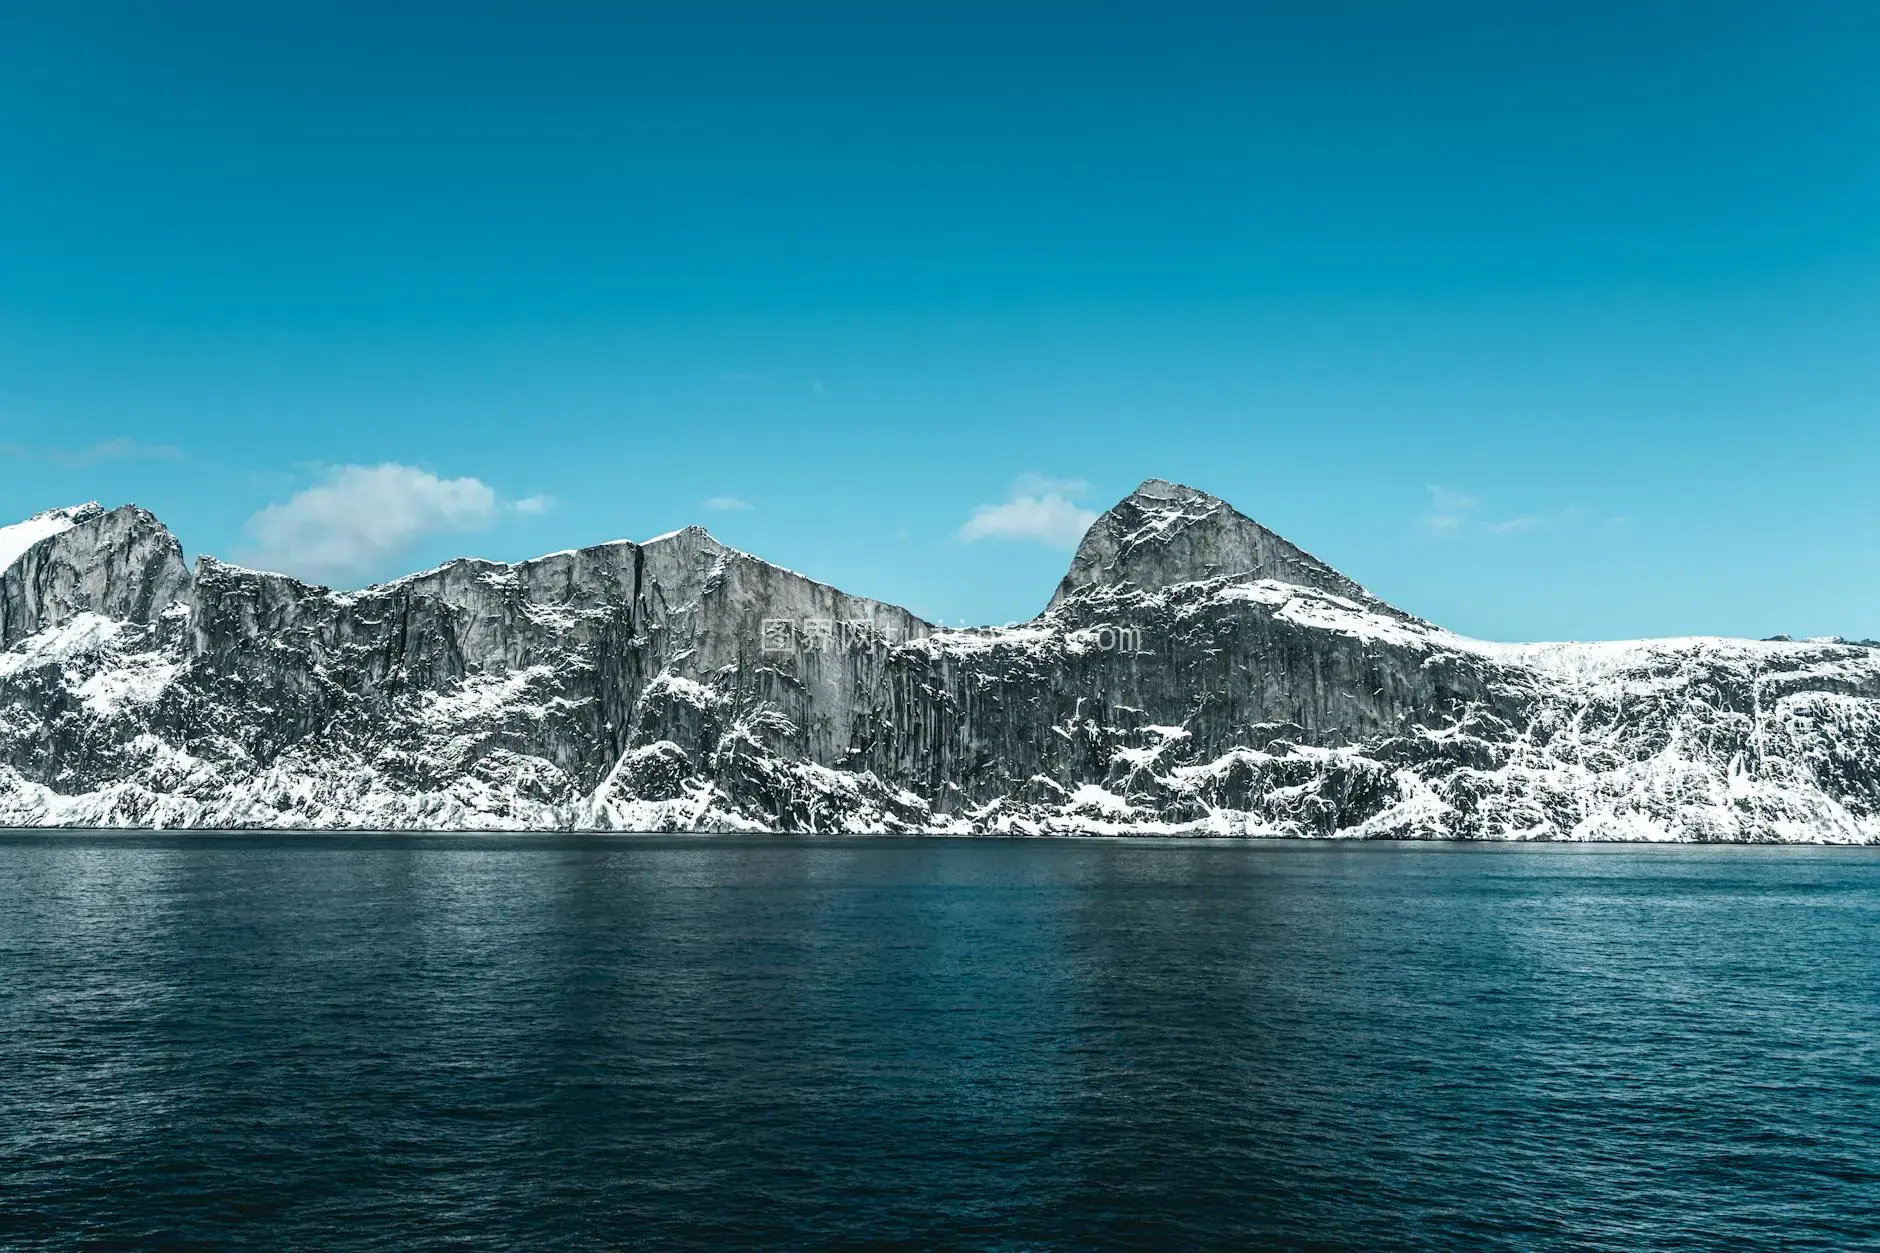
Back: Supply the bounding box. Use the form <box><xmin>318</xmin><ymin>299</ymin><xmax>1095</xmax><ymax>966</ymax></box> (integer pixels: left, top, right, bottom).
<box><xmin>2</xmin><ymin>482</ymin><xmax>1876</xmax><ymax>840</ymax></box>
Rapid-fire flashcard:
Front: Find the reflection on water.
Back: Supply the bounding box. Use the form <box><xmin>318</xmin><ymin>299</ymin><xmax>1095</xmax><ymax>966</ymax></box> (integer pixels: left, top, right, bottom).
<box><xmin>2</xmin><ymin>835</ymin><xmax>1876</xmax><ymax>1249</ymax></box>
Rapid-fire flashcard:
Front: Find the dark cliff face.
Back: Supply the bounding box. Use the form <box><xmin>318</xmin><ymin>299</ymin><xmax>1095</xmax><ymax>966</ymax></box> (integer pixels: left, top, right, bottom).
<box><xmin>1</xmin><ymin>484</ymin><xmax>1876</xmax><ymax>840</ymax></box>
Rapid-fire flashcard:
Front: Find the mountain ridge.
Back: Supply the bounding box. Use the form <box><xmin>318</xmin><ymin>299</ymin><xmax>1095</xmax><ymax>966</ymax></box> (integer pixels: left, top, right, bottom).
<box><xmin>1</xmin><ymin>482</ymin><xmax>1876</xmax><ymax>840</ymax></box>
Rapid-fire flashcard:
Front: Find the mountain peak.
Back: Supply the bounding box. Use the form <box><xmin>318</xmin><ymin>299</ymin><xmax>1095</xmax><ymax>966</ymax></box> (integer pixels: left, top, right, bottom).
<box><xmin>1130</xmin><ymin>477</ymin><xmax>1219</xmax><ymax>502</ymax></box>
<box><xmin>640</xmin><ymin>523</ymin><xmax>724</xmax><ymax>550</ymax></box>
<box><xmin>0</xmin><ymin>502</ymin><xmax>106</xmax><ymax>574</ymax></box>
<box><xmin>0</xmin><ymin>502</ymin><xmax>189</xmax><ymax>648</ymax></box>
<box><xmin>1048</xmin><ymin>480</ymin><xmax>1392</xmax><ymax>612</ymax></box>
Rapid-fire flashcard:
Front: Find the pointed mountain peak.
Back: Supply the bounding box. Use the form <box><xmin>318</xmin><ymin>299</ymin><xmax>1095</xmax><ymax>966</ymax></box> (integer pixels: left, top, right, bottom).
<box><xmin>1131</xmin><ymin>477</ymin><xmax>1219</xmax><ymax>502</ymax></box>
<box><xmin>1049</xmin><ymin>479</ymin><xmax>1395</xmax><ymax>612</ymax></box>
<box><xmin>1113</xmin><ymin>478</ymin><xmax>1234</xmax><ymax>530</ymax></box>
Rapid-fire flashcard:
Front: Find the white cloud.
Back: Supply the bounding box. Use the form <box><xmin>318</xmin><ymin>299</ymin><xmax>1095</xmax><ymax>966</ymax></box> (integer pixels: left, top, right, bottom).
<box><xmin>512</xmin><ymin>494</ymin><xmax>555</xmax><ymax>516</ymax></box>
<box><xmin>245</xmin><ymin>463</ymin><xmax>499</xmax><ymax>584</ymax></box>
<box><xmin>1486</xmin><ymin>515</ymin><xmax>1540</xmax><ymax>534</ymax></box>
<box><xmin>959</xmin><ymin>476</ymin><xmax>1098</xmax><ymax>549</ymax></box>
<box><xmin>704</xmin><ymin>495</ymin><xmax>754</xmax><ymax>511</ymax></box>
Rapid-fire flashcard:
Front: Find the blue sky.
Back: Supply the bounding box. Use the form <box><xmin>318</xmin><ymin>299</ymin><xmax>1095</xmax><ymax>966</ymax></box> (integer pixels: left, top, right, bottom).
<box><xmin>2</xmin><ymin>1</ymin><xmax>1876</xmax><ymax>640</ymax></box>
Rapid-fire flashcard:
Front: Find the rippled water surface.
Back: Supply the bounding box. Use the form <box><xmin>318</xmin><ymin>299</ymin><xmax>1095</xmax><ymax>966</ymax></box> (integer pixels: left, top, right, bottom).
<box><xmin>2</xmin><ymin>834</ymin><xmax>1877</xmax><ymax>1250</ymax></box>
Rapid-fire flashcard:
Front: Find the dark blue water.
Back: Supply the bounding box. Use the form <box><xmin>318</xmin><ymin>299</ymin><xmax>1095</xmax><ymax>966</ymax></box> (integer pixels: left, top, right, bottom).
<box><xmin>2</xmin><ymin>835</ymin><xmax>1876</xmax><ymax>1250</ymax></box>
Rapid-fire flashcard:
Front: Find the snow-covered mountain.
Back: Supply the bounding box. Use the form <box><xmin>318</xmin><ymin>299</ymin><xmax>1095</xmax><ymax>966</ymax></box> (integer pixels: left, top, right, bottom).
<box><xmin>2</xmin><ymin>480</ymin><xmax>1876</xmax><ymax>839</ymax></box>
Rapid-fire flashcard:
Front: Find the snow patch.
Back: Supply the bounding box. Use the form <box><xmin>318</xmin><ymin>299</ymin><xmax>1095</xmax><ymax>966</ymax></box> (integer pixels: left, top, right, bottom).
<box><xmin>644</xmin><ymin>672</ymin><xmax>725</xmax><ymax>708</ymax></box>
<box><xmin>421</xmin><ymin>665</ymin><xmax>559</xmax><ymax>724</ymax></box>
<box><xmin>76</xmin><ymin>653</ymin><xmax>183</xmax><ymax>716</ymax></box>
<box><xmin>0</xmin><ymin>613</ymin><xmax>125</xmax><ymax>678</ymax></box>
<box><xmin>0</xmin><ymin>504</ymin><xmax>99</xmax><ymax>573</ymax></box>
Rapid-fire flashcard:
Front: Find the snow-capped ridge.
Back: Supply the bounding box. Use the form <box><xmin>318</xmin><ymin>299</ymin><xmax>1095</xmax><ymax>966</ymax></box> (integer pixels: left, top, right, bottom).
<box><xmin>0</xmin><ymin>502</ymin><xmax>106</xmax><ymax>573</ymax></box>
<box><xmin>3</xmin><ymin>483</ymin><xmax>1877</xmax><ymax>840</ymax></box>
<box><xmin>640</xmin><ymin>524</ymin><xmax>717</xmax><ymax>547</ymax></box>
<box><xmin>2</xmin><ymin>503</ymin><xmax>191</xmax><ymax>650</ymax></box>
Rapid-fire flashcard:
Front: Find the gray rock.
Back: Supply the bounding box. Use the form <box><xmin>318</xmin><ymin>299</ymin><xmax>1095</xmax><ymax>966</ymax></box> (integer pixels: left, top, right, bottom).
<box><xmin>1</xmin><ymin>504</ymin><xmax>190</xmax><ymax>647</ymax></box>
<box><xmin>1</xmin><ymin>482</ymin><xmax>1875</xmax><ymax>841</ymax></box>
<box><xmin>1049</xmin><ymin>478</ymin><xmax>1386</xmax><ymax>613</ymax></box>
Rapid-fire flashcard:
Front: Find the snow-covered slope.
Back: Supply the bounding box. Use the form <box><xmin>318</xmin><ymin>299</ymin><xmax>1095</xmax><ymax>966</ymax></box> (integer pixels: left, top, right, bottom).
<box><xmin>1</xmin><ymin>484</ymin><xmax>1875</xmax><ymax>840</ymax></box>
<box><xmin>0</xmin><ymin>503</ymin><xmax>102</xmax><ymax>574</ymax></box>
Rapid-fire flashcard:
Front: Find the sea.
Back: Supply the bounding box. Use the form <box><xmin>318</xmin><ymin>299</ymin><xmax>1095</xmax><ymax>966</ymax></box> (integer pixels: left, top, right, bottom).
<box><xmin>2</xmin><ymin>833</ymin><xmax>1876</xmax><ymax>1250</ymax></box>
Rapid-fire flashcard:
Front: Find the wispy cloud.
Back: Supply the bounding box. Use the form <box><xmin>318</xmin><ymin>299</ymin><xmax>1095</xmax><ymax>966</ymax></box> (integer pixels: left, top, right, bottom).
<box><xmin>512</xmin><ymin>494</ymin><xmax>555</xmax><ymax>516</ymax></box>
<box><xmin>244</xmin><ymin>463</ymin><xmax>504</xmax><ymax>585</ymax></box>
<box><xmin>959</xmin><ymin>475</ymin><xmax>1098</xmax><ymax>549</ymax></box>
<box><xmin>1014</xmin><ymin>473</ymin><xmax>1090</xmax><ymax>497</ymax></box>
<box><xmin>1421</xmin><ymin>487</ymin><xmax>1480</xmax><ymax>536</ymax></box>
<box><xmin>3</xmin><ymin>437</ymin><xmax>183</xmax><ymax>469</ymax></box>
<box><xmin>704</xmin><ymin>495</ymin><xmax>754</xmax><ymax>511</ymax></box>
<box><xmin>1422</xmin><ymin>488</ymin><xmax>1627</xmax><ymax>538</ymax></box>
